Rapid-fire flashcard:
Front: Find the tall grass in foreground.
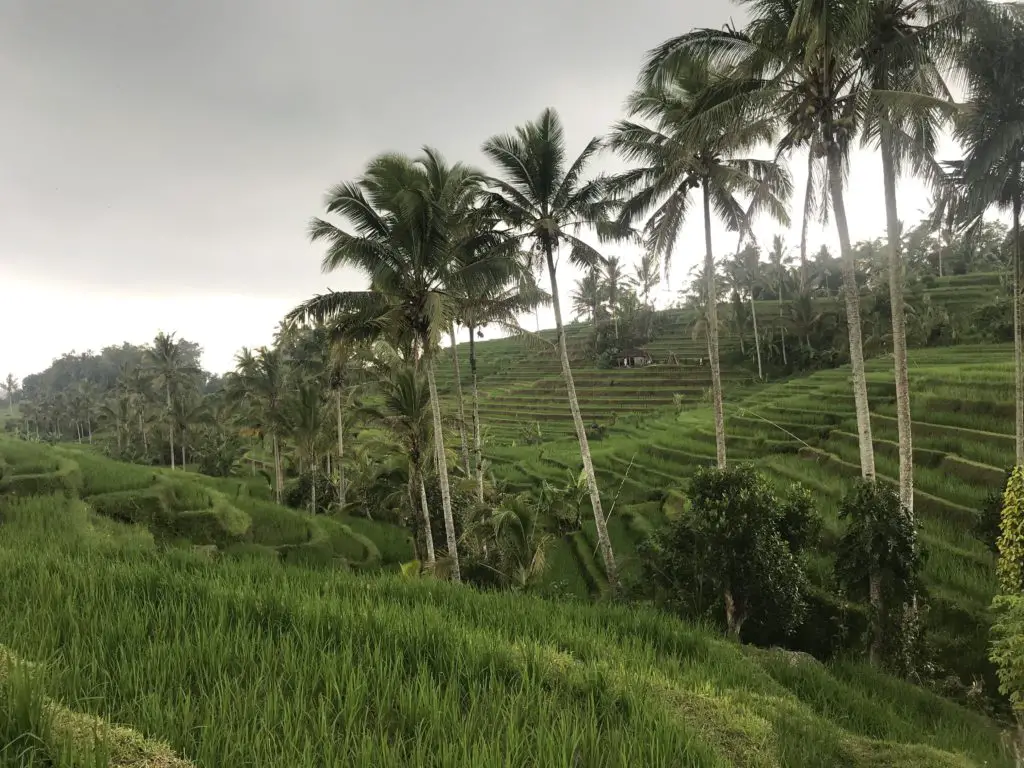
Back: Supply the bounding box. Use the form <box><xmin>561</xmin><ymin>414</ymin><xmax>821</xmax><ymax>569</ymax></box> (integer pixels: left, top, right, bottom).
<box><xmin>0</xmin><ymin>493</ymin><xmax>1012</xmax><ymax>767</ymax></box>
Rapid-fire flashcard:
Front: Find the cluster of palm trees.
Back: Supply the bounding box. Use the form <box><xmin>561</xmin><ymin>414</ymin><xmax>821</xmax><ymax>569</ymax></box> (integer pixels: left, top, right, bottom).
<box><xmin>281</xmin><ymin>0</ymin><xmax>1024</xmax><ymax>586</ymax></box>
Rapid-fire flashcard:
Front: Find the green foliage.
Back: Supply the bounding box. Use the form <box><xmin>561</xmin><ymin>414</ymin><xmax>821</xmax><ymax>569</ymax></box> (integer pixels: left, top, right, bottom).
<box><xmin>997</xmin><ymin>466</ymin><xmax>1024</xmax><ymax>595</ymax></box>
<box><xmin>836</xmin><ymin>481</ymin><xmax>926</xmax><ymax>672</ymax></box>
<box><xmin>0</xmin><ymin>494</ymin><xmax>1011</xmax><ymax>767</ymax></box>
<box><xmin>991</xmin><ymin>595</ymin><xmax>1024</xmax><ymax>717</ymax></box>
<box><xmin>641</xmin><ymin>465</ymin><xmax>814</xmax><ymax>639</ymax></box>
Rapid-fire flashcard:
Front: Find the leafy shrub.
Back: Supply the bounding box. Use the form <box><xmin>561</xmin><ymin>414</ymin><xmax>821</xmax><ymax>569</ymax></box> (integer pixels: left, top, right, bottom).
<box><xmin>283</xmin><ymin>472</ymin><xmax>337</xmax><ymax>514</ymax></box>
<box><xmin>640</xmin><ymin>465</ymin><xmax>816</xmax><ymax>639</ymax></box>
<box><xmin>998</xmin><ymin>466</ymin><xmax>1024</xmax><ymax>595</ymax></box>
<box><xmin>835</xmin><ymin>481</ymin><xmax>925</xmax><ymax>672</ymax></box>
<box><xmin>977</xmin><ymin>468</ymin><xmax>1012</xmax><ymax>553</ymax></box>
<box><xmin>990</xmin><ymin>594</ymin><xmax>1024</xmax><ymax>716</ymax></box>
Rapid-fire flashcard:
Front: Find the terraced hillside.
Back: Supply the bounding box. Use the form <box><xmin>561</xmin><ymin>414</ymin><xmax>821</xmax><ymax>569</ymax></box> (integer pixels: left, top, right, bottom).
<box><xmin>481</xmin><ymin>343</ymin><xmax>1012</xmax><ymax>684</ymax></box>
<box><xmin>0</xmin><ymin>438</ymin><xmax>414</xmax><ymax>570</ymax></box>
<box><xmin>437</xmin><ymin>271</ymin><xmax>1008</xmax><ymax>439</ymax></box>
<box><xmin>0</xmin><ymin>484</ymin><xmax>1014</xmax><ymax>766</ymax></box>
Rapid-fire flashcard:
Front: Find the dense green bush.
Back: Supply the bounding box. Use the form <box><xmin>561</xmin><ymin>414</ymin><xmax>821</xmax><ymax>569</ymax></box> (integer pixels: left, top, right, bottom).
<box><xmin>836</xmin><ymin>481</ymin><xmax>925</xmax><ymax>672</ymax></box>
<box><xmin>640</xmin><ymin>465</ymin><xmax>816</xmax><ymax>639</ymax></box>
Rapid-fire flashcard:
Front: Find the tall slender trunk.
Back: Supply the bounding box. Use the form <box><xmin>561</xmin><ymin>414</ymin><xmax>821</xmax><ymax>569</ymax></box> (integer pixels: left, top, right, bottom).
<box><xmin>468</xmin><ymin>325</ymin><xmax>484</xmax><ymax>503</ymax></box>
<box><xmin>181</xmin><ymin>443</ymin><xmax>186</xmax><ymax>469</ymax></box>
<box><xmin>426</xmin><ymin>355</ymin><xmax>460</xmax><ymax>583</ymax></box>
<box><xmin>1015</xmin><ymin>196</ymin><xmax>1023</xmax><ymax>465</ymax></box>
<box><xmin>703</xmin><ymin>185</ymin><xmax>727</xmax><ymax>469</ymax></box>
<box><xmin>800</xmin><ymin>150</ymin><xmax>814</xmax><ymax>291</ymax></box>
<box><xmin>750</xmin><ymin>296</ymin><xmax>763</xmax><ymax>380</ymax></box>
<box><xmin>115</xmin><ymin>419</ymin><xmax>122</xmax><ymax>454</ymax></box>
<box><xmin>779</xmin><ymin>289</ymin><xmax>788</xmax><ymax>365</ymax></box>
<box><xmin>166</xmin><ymin>384</ymin><xmax>175</xmax><ymax>470</ymax></box>
<box><xmin>139</xmin><ymin>412</ymin><xmax>148</xmax><ymax>453</ymax></box>
<box><xmin>272</xmin><ymin>433</ymin><xmax>283</xmax><ymax>504</ymax></box>
<box><xmin>937</xmin><ymin>239</ymin><xmax>944</xmax><ymax>278</ymax></box>
<box><xmin>545</xmin><ymin>243</ymin><xmax>618</xmax><ymax>588</ymax></box>
<box><xmin>336</xmin><ymin>388</ymin><xmax>346</xmax><ymax>508</ymax></box>
<box><xmin>87</xmin><ymin>416</ymin><xmax>93</xmax><ymax>443</ymax></box>
<box><xmin>418</xmin><ymin>471</ymin><xmax>436</xmax><ymax>564</ymax></box>
<box><xmin>828</xmin><ymin>147</ymin><xmax>875</xmax><ymax>480</ymax></box>
<box><xmin>449</xmin><ymin>324</ymin><xmax>471</xmax><ymax>478</ymax></box>
<box><xmin>881</xmin><ymin>130</ymin><xmax>913</xmax><ymax>515</ymax></box>
<box><xmin>311</xmin><ymin>460</ymin><xmax>317</xmax><ymax>515</ymax></box>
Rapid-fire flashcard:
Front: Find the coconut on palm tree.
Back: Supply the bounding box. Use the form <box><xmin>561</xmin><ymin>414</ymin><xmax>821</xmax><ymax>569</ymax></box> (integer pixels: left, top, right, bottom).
<box><xmin>608</xmin><ymin>58</ymin><xmax>791</xmax><ymax>468</ymax></box>
<box><xmin>481</xmin><ymin>108</ymin><xmax>622</xmax><ymax>588</ymax></box>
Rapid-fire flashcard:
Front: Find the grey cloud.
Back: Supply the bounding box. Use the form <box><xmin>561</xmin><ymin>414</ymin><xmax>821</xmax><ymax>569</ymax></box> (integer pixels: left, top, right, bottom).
<box><xmin>0</xmin><ymin>0</ymin><xmax>734</xmax><ymax>297</ymax></box>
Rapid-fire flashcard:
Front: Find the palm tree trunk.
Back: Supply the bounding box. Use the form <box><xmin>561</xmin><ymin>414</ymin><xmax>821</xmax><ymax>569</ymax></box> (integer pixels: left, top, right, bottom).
<box><xmin>418</xmin><ymin>472</ymin><xmax>436</xmax><ymax>564</ymax></box>
<box><xmin>828</xmin><ymin>148</ymin><xmax>875</xmax><ymax>480</ymax></box>
<box><xmin>115</xmin><ymin>419</ymin><xmax>122</xmax><ymax>454</ymax></box>
<box><xmin>881</xmin><ymin>130</ymin><xmax>914</xmax><ymax>515</ymax></box>
<box><xmin>1014</xmin><ymin>196</ymin><xmax>1023</xmax><ymax>465</ymax></box>
<box><xmin>166</xmin><ymin>384</ymin><xmax>175</xmax><ymax>470</ymax></box>
<box><xmin>181</xmin><ymin>444</ymin><xmax>186</xmax><ymax>469</ymax></box>
<box><xmin>311</xmin><ymin>460</ymin><xmax>317</xmax><ymax>515</ymax></box>
<box><xmin>703</xmin><ymin>185</ymin><xmax>727</xmax><ymax>469</ymax></box>
<box><xmin>336</xmin><ymin>388</ymin><xmax>346</xmax><ymax>508</ymax></box>
<box><xmin>449</xmin><ymin>324</ymin><xmax>472</xmax><ymax>478</ymax></box>
<box><xmin>426</xmin><ymin>355</ymin><xmax>461</xmax><ymax>582</ymax></box>
<box><xmin>779</xmin><ymin>293</ymin><xmax>788</xmax><ymax>365</ymax></box>
<box><xmin>800</xmin><ymin>150</ymin><xmax>814</xmax><ymax>291</ymax></box>
<box><xmin>272</xmin><ymin>433</ymin><xmax>283</xmax><ymax>504</ymax></box>
<box><xmin>87</xmin><ymin>416</ymin><xmax>93</xmax><ymax>443</ymax></box>
<box><xmin>468</xmin><ymin>325</ymin><xmax>484</xmax><ymax>503</ymax></box>
<box><xmin>544</xmin><ymin>243</ymin><xmax>619</xmax><ymax>589</ymax></box>
<box><xmin>750</xmin><ymin>296</ymin><xmax>763</xmax><ymax>380</ymax></box>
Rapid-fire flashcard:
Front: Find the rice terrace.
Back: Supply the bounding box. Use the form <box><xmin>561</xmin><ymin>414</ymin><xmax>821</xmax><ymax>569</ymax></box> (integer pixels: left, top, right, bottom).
<box><xmin>4</xmin><ymin>0</ymin><xmax>1024</xmax><ymax>765</ymax></box>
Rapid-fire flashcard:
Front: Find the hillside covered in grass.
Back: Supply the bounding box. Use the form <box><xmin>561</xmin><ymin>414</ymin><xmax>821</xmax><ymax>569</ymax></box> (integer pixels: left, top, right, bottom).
<box><xmin>0</xmin><ymin>471</ymin><xmax>1015</xmax><ymax>767</ymax></box>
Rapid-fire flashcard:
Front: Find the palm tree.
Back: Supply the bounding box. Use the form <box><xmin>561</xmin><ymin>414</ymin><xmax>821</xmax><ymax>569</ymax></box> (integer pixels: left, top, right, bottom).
<box><xmin>143</xmin><ymin>332</ymin><xmax>199</xmax><ymax>470</ymax></box>
<box><xmin>608</xmin><ymin>59</ymin><xmax>791</xmax><ymax>468</ymax></box>
<box><xmin>1</xmin><ymin>374</ymin><xmax>17</xmax><ymax>415</ymax></box>
<box><xmin>571</xmin><ymin>269</ymin><xmax>605</xmax><ymax>327</ymax></box>
<box><xmin>737</xmin><ymin>242</ymin><xmax>765</xmax><ymax>379</ymax></box>
<box><xmin>365</xmin><ymin>366</ymin><xmax>438</xmax><ymax>564</ymax></box>
<box><xmin>288</xmin><ymin>149</ymin><xmax>500</xmax><ymax>583</ymax></box>
<box><xmin>603</xmin><ymin>255</ymin><xmax>626</xmax><ymax>338</ymax></box>
<box><xmin>631</xmin><ymin>251</ymin><xmax>662</xmax><ymax>307</ymax></box>
<box><xmin>290</xmin><ymin>379</ymin><xmax>327</xmax><ymax>514</ymax></box>
<box><xmin>481</xmin><ymin>108</ymin><xmax>621</xmax><ymax>588</ymax></box>
<box><xmin>454</xmin><ymin>245</ymin><xmax>546</xmax><ymax>503</ymax></box>
<box><xmin>956</xmin><ymin>4</ymin><xmax>1024</xmax><ymax>463</ymax></box>
<box><xmin>767</xmin><ymin>236</ymin><xmax>793</xmax><ymax>364</ymax></box>
<box><xmin>641</xmin><ymin>0</ymin><xmax>877</xmax><ymax>479</ymax></box>
<box><xmin>859</xmin><ymin>0</ymin><xmax>973</xmax><ymax>515</ymax></box>
<box><xmin>227</xmin><ymin>346</ymin><xmax>291</xmax><ymax>503</ymax></box>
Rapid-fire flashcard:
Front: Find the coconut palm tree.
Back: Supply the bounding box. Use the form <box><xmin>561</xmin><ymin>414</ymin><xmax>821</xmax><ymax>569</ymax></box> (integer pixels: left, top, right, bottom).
<box><xmin>956</xmin><ymin>4</ymin><xmax>1024</xmax><ymax>463</ymax></box>
<box><xmin>571</xmin><ymin>269</ymin><xmax>605</xmax><ymax>326</ymax></box>
<box><xmin>641</xmin><ymin>0</ymin><xmax>878</xmax><ymax>479</ymax></box>
<box><xmin>859</xmin><ymin>0</ymin><xmax>974</xmax><ymax>515</ymax></box>
<box><xmin>1</xmin><ymin>374</ymin><xmax>17</xmax><ymax>415</ymax></box>
<box><xmin>453</xmin><ymin>244</ymin><xmax>547</xmax><ymax>503</ymax></box>
<box><xmin>289</xmin><ymin>379</ymin><xmax>328</xmax><ymax>514</ymax></box>
<box><xmin>288</xmin><ymin>149</ymin><xmax>503</xmax><ymax>583</ymax></box>
<box><xmin>481</xmin><ymin>107</ymin><xmax>621</xmax><ymax>587</ymax></box>
<box><xmin>603</xmin><ymin>255</ymin><xmax>627</xmax><ymax>338</ymax></box>
<box><xmin>227</xmin><ymin>346</ymin><xmax>291</xmax><ymax>503</ymax></box>
<box><xmin>143</xmin><ymin>332</ymin><xmax>199</xmax><ymax>470</ymax></box>
<box><xmin>631</xmin><ymin>251</ymin><xmax>662</xmax><ymax>307</ymax></box>
<box><xmin>364</xmin><ymin>365</ymin><xmax>438</xmax><ymax>564</ymax></box>
<box><xmin>767</xmin><ymin>235</ymin><xmax>794</xmax><ymax>364</ymax></box>
<box><xmin>608</xmin><ymin>59</ymin><xmax>791</xmax><ymax>468</ymax></box>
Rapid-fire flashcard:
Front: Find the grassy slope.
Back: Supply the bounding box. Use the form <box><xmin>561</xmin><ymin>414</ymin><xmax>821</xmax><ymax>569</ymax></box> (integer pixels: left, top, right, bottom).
<box><xmin>0</xmin><ymin>438</ymin><xmax>414</xmax><ymax>570</ymax></box>
<box><xmin>0</xmin><ymin>490</ymin><xmax>1013</xmax><ymax>767</ymax></box>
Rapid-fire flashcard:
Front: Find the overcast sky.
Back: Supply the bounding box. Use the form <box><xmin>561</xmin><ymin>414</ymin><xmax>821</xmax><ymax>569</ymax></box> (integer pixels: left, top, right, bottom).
<box><xmin>0</xmin><ymin>0</ymin><xmax>947</xmax><ymax>381</ymax></box>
